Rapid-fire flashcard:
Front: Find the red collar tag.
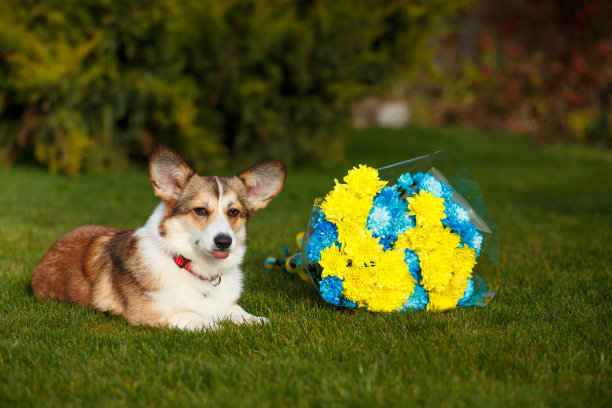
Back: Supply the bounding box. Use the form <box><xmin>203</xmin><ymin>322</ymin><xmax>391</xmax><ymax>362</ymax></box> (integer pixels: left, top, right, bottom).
<box><xmin>174</xmin><ymin>255</ymin><xmax>191</xmax><ymax>271</ymax></box>
<box><xmin>173</xmin><ymin>255</ymin><xmax>221</xmax><ymax>286</ymax></box>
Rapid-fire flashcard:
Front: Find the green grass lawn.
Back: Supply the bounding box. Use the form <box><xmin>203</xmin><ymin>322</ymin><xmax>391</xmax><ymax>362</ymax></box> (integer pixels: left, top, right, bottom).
<box><xmin>1</xmin><ymin>125</ymin><xmax>610</xmax><ymax>407</ymax></box>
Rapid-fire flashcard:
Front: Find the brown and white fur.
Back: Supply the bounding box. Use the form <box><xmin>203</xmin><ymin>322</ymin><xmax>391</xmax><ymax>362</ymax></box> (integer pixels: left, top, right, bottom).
<box><xmin>31</xmin><ymin>146</ymin><xmax>286</xmax><ymax>331</ymax></box>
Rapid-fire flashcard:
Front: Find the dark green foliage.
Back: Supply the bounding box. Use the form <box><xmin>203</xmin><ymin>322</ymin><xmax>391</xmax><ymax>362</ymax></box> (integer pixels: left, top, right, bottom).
<box><xmin>0</xmin><ymin>0</ymin><xmax>226</xmax><ymax>176</ymax></box>
<box><xmin>0</xmin><ymin>0</ymin><xmax>467</xmax><ymax>175</ymax></box>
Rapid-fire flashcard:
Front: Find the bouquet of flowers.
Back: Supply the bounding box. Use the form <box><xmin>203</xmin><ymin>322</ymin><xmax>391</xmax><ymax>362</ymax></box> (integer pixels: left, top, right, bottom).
<box><xmin>302</xmin><ymin>151</ymin><xmax>498</xmax><ymax>312</ymax></box>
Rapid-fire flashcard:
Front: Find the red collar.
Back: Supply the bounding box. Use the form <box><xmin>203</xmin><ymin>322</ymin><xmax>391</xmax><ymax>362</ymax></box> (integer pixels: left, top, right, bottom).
<box><xmin>173</xmin><ymin>255</ymin><xmax>221</xmax><ymax>286</ymax></box>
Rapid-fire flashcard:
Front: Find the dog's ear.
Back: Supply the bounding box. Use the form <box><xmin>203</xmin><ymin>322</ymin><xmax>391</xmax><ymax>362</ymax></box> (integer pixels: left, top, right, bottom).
<box><xmin>237</xmin><ymin>160</ymin><xmax>287</xmax><ymax>215</ymax></box>
<box><xmin>149</xmin><ymin>146</ymin><xmax>195</xmax><ymax>203</ymax></box>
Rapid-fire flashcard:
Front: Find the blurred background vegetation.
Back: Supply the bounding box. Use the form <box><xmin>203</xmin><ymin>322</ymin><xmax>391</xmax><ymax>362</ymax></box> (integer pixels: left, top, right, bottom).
<box><xmin>0</xmin><ymin>0</ymin><xmax>610</xmax><ymax>176</ymax></box>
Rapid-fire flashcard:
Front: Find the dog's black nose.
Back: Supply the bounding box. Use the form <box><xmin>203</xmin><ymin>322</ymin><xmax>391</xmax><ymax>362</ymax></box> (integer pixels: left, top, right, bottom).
<box><xmin>214</xmin><ymin>234</ymin><xmax>232</xmax><ymax>250</ymax></box>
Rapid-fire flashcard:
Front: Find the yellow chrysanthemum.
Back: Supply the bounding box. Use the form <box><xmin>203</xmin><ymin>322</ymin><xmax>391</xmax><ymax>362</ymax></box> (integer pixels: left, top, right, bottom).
<box><xmin>341</xmin><ymin>264</ymin><xmax>374</xmax><ymax>305</ymax></box>
<box><xmin>335</xmin><ymin>220</ymin><xmax>361</xmax><ymax>247</ymax></box>
<box><xmin>453</xmin><ymin>245</ymin><xmax>478</xmax><ymax>273</ymax></box>
<box><xmin>320</xmin><ymin>183</ymin><xmax>373</xmax><ymax>226</ymax></box>
<box><xmin>419</xmin><ymin>249</ymin><xmax>454</xmax><ymax>291</ymax></box>
<box><xmin>319</xmin><ymin>245</ymin><xmax>349</xmax><ymax>280</ymax></box>
<box><xmin>320</xmin><ymin>183</ymin><xmax>353</xmax><ymax>224</ymax></box>
<box><xmin>427</xmin><ymin>289</ymin><xmax>460</xmax><ymax>312</ymax></box>
<box><xmin>343</xmin><ymin>165</ymin><xmax>387</xmax><ymax>198</ymax></box>
<box><xmin>341</xmin><ymin>249</ymin><xmax>414</xmax><ymax>312</ymax></box>
<box><xmin>426</xmin><ymin>246</ymin><xmax>477</xmax><ymax>311</ymax></box>
<box><xmin>347</xmin><ymin>195</ymin><xmax>375</xmax><ymax>226</ymax></box>
<box><xmin>407</xmin><ymin>190</ymin><xmax>446</xmax><ymax>227</ymax></box>
<box><xmin>372</xmin><ymin>249</ymin><xmax>414</xmax><ymax>290</ymax></box>
<box><xmin>396</xmin><ymin>226</ymin><xmax>439</xmax><ymax>252</ymax></box>
<box><xmin>342</xmin><ymin>229</ymin><xmax>382</xmax><ymax>267</ymax></box>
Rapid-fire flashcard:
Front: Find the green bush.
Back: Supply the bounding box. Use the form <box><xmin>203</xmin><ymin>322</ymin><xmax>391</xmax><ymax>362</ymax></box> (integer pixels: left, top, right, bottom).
<box><xmin>0</xmin><ymin>0</ymin><xmax>466</xmax><ymax>175</ymax></box>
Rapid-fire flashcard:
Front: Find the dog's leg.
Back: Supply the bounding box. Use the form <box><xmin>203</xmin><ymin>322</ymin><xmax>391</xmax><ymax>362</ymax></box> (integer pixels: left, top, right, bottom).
<box><xmin>166</xmin><ymin>312</ymin><xmax>219</xmax><ymax>331</ymax></box>
<box><xmin>225</xmin><ymin>303</ymin><xmax>269</xmax><ymax>325</ymax></box>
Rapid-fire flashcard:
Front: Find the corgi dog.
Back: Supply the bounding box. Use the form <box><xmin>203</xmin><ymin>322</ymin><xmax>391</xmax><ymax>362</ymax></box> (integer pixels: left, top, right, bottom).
<box><xmin>31</xmin><ymin>146</ymin><xmax>286</xmax><ymax>331</ymax></box>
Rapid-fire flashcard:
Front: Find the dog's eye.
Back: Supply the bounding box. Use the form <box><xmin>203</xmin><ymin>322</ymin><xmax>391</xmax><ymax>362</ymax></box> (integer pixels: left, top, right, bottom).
<box><xmin>194</xmin><ymin>207</ymin><xmax>208</xmax><ymax>216</ymax></box>
<box><xmin>228</xmin><ymin>208</ymin><xmax>240</xmax><ymax>218</ymax></box>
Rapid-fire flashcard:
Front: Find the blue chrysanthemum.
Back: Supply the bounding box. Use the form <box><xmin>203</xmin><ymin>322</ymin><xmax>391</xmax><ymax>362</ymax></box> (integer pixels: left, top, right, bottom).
<box><xmin>404</xmin><ymin>249</ymin><xmax>421</xmax><ymax>279</ymax></box>
<box><xmin>372</xmin><ymin>186</ymin><xmax>402</xmax><ymax>209</ymax></box>
<box><xmin>393</xmin><ymin>213</ymin><xmax>415</xmax><ymax>237</ymax></box>
<box><xmin>317</xmin><ymin>220</ymin><xmax>339</xmax><ymax>246</ymax></box>
<box><xmin>442</xmin><ymin>200</ymin><xmax>472</xmax><ymax>238</ymax></box>
<box><xmin>444</xmin><ymin>200</ymin><xmax>470</xmax><ymax>225</ymax></box>
<box><xmin>403</xmin><ymin>284</ymin><xmax>428</xmax><ymax>310</ymax></box>
<box><xmin>461</xmin><ymin>224</ymin><xmax>483</xmax><ymax>256</ymax></box>
<box><xmin>367</xmin><ymin>186</ymin><xmax>412</xmax><ymax>249</ymax></box>
<box><xmin>305</xmin><ymin>214</ymin><xmax>339</xmax><ymax>261</ymax></box>
<box><xmin>305</xmin><ymin>235</ymin><xmax>330</xmax><ymax>261</ymax></box>
<box><xmin>395</xmin><ymin>172</ymin><xmax>414</xmax><ymax>191</ymax></box>
<box><xmin>413</xmin><ymin>172</ymin><xmax>453</xmax><ymax>199</ymax></box>
<box><xmin>319</xmin><ymin>276</ymin><xmax>357</xmax><ymax>307</ymax></box>
<box><xmin>367</xmin><ymin>205</ymin><xmax>392</xmax><ymax>237</ymax></box>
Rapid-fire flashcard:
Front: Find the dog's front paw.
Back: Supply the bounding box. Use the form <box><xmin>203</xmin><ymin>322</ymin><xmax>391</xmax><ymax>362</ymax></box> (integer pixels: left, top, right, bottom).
<box><xmin>230</xmin><ymin>311</ymin><xmax>269</xmax><ymax>326</ymax></box>
<box><xmin>166</xmin><ymin>312</ymin><xmax>218</xmax><ymax>331</ymax></box>
<box><xmin>226</xmin><ymin>303</ymin><xmax>268</xmax><ymax>326</ymax></box>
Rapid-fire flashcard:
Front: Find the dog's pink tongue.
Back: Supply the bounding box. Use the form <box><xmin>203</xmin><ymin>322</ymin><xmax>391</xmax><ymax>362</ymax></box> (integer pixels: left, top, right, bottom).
<box><xmin>212</xmin><ymin>251</ymin><xmax>229</xmax><ymax>260</ymax></box>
